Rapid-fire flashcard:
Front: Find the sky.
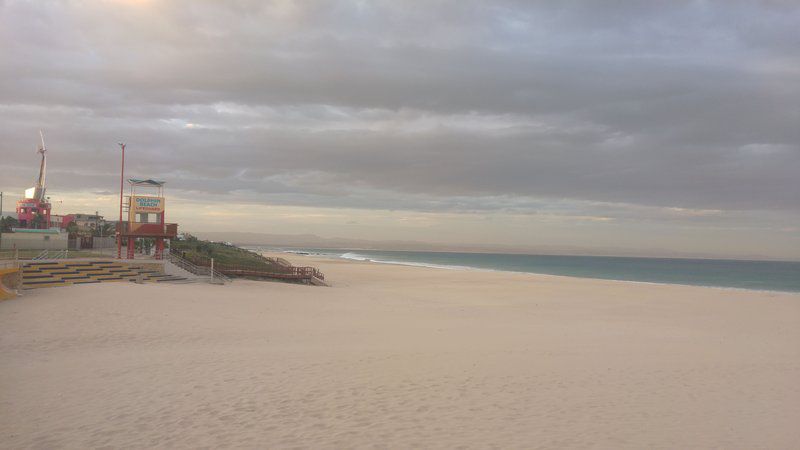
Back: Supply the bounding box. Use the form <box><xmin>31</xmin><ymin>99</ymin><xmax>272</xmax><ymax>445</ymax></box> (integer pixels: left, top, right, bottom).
<box><xmin>0</xmin><ymin>0</ymin><xmax>798</xmax><ymax>259</ymax></box>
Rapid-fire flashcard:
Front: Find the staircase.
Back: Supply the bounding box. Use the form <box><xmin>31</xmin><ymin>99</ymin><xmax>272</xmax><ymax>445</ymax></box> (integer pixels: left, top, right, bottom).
<box><xmin>167</xmin><ymin>253</ymin><xmax>231</xmax><ymax>284</ymax></box>
<box><xmin>21</xmin><ymin>260</ymin><xmax>189</xmax><ymax>289</ymax></box>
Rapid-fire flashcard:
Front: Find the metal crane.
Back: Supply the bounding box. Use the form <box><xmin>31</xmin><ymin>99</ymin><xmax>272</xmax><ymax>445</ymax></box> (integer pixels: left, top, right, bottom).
<box><xmin>35</xmin><ymin>130</ymin><xmax>47</xmax><ymax>201</ymax></box>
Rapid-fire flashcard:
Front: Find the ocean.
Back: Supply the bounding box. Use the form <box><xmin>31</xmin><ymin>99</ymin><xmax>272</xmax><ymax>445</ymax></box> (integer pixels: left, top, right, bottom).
<box><xmin>250</xmin><ymin>247</ymin><xmax>800</xmax><ymax>293</ymax></box>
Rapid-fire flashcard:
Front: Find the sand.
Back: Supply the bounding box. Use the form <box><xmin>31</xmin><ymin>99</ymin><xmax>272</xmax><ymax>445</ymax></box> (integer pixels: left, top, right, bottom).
<box><xmin>1</xmin><ymin>254</ymin><xmax>799</xmax><ymax>449</ymax></box>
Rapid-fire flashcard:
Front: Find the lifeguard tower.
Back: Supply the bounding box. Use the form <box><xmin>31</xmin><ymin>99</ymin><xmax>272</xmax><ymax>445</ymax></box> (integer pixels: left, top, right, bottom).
<box><xmin>117</xmin><ymin>179</ymin><xmax>177</xmax><ymax>259</ymax></box>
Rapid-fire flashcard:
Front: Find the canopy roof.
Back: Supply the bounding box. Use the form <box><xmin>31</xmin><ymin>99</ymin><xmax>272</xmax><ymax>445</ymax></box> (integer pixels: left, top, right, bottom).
<box><xmin>128</xmin><ymin>178</ymin><xmax>165</xmax><ymax>186</ymax></box>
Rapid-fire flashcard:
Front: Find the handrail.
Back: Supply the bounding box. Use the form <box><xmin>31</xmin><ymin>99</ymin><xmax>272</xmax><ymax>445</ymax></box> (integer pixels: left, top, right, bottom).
<box><xmin>208</xmin><ymin>262</ymin><xmax>231</xmax><ymax>284</ymax></box>
<box><xmin>214</xmin><ymin>261</ymin><xmax>325</xmax><ymax>281</ymax></box>
<box><xmin>167</xmin><ymin>252</ymin><xmax>231</xmax><ymax>283</ymax></box>
<box><xmin>51</xmin><ymin>250</ymin><xmax>69</xmax><ymax>259</ymax></box>
<box><xmin>177</xmin><ymin>252</ymin><xmax>324</xmax><ymax>282</ymax></box>
<box><xmin>264</xmin><ymin>256</ymin><xmax>293</xmax><ymax>267</ymax></box>
<box><xmin>169</xmin><ymin>252</ymin><xmax>203</xmax><ymax>273</ymax></box>
<box><xmin>168</xmin><ymin>252</ymin><xmax>206</xmax><ymax>274</ymax></box>
<box><xmin>31</xmin><ymin>249</ymin><xmax>69</xmax><ymax>260</ymax></box>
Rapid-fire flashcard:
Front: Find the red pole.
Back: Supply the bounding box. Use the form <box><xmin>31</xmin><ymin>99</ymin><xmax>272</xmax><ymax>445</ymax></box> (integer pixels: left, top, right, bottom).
<box><xmin>117</xmin><ymin>143</ymin><xmax>125</xmax><ymax>259</ymax></box>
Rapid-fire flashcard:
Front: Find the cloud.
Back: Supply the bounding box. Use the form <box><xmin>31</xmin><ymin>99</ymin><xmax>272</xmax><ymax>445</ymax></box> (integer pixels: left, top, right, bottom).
<box><xmin>1</xmin><ymin>0</ymin><xmax>798</xmax><ymax>234</ymax></box>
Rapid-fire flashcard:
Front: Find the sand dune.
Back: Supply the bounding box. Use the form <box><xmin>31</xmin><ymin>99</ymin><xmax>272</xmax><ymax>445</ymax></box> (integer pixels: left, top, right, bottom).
<box><xmin>1</xmin><ymin>255</ymin><xmax>799</xmax><ymax>448</ymax></box>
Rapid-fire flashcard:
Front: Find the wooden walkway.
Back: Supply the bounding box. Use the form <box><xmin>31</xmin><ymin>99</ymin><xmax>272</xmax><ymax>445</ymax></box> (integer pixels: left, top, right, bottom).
<box><xmin>181</xmin><ymin>255</ymin><xmax>326</xmax><ymax>285</ymax></box>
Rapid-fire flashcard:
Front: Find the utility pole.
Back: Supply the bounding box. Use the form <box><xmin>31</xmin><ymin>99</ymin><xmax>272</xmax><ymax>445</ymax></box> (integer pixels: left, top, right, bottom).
<box><xmin>96</xmin><ymin>210</ymin><xmax>101</xmax><ymax>251</ymax></box>
<box><xmin>117</xmin><ymin>143</ymin><xmax>125</xmax><ymax>259</ymax></box>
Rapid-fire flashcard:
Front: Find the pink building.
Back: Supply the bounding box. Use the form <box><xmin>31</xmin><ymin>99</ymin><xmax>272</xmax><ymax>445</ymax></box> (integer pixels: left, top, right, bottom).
<box><xmin>16</xmin><ymin>198</ymin><xmax>51</xmax><ymax>229</ymax></box>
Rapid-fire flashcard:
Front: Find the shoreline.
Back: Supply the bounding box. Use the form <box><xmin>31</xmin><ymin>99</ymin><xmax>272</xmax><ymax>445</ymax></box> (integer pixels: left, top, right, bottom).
<box><xmin>270</xmin><ymin>246</ymin><xmax>800</xmax><ymax>263</ymax></box>
<box><xmin>267</xmin><ymin>249</ymin><xmax>800</xmax><ymax>296</ymax></box>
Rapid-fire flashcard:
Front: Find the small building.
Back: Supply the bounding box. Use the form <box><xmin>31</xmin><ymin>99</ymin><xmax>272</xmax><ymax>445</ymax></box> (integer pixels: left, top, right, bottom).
<box><xmin>50</xmin><ymin>214</ymin><xmax>66</xmax><ymax>229</ymax></box>
<box><xmin>62</xmin><ymin>213</ymin><xmax>105</xmax><ymax>232</ymax></box>
<box><xmin>16</xmin><ymin>198</ymin><xmax>52</xmax><ymax>229</ymax></box>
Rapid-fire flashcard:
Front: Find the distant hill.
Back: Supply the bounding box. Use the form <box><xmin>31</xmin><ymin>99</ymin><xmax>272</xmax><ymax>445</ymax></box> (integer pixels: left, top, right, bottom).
<box><xmin>193</xmin><ymin>231</ymin><xmax>446</xmax><ymax>252</ymax></box>
<box><xmin>190</xmin><ymin>231</ymin><xmax>784</xmax><ymax>261</ymax></box>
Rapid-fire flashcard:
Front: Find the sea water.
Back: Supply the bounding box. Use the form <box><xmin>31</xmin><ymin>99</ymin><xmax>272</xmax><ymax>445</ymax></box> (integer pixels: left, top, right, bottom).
<box><xmin>253</xmin><ymin>248</ymin><xmax>800</xmax><ymax>293</ymax></box>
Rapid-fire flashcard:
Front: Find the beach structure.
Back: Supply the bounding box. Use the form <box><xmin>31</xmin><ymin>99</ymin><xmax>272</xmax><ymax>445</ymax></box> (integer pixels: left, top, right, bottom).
<box><xmin>117</xmin><ymin>178</ymin><xmax>178</xmax><ymax>259</ymax></box>
<box><xmin>58</xmin><ymin>213</ymin><xmax>106</xmax><ymax>232</ymax></box>
<box><xmin>0</xmin><ymin>139</ymin><xmax>215</xmax><ymax>289</ymax></box>
<box><xmin>0</xmin><ymin>261</ymin><xmax>21</xmax><ymax>300</ymax></box>
<box><xmin>15</xmin><ymin>131</ymin><xmax>52</xmax><ymax>229</ymax></box>
<box><xmin>7</xmin><ymin>133</ymin><xmax>110</xmax><ymax>251</ymax></box>
<box><xmin>177</xmin><ymin>251</ymin><xmax>326</xmax><ymax>285</ymax></box>
<box><xmin>17</xmin><ymin>259</ymin><xmax>188</xmax><ymax>289</ymax></box>
<box><xmin>3</xmin><ymin>132</ymin><xmax>71</xmax><ymax>250</ymax></box>
<box><xmin>2</xmin><ymin>138</ymin><xmax>316</xmax><ymax>287</ymax></box>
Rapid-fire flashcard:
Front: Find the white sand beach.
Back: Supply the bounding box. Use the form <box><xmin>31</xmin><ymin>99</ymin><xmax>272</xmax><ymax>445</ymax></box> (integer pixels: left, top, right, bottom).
<box><xmin>1</xmin><ymin>254</ymin><xmax>799</xmax><ymax>448</ymax></box>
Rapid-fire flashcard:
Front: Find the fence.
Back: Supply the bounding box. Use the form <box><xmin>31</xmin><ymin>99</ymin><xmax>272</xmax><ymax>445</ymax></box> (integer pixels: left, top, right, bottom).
<box><xmin>264</xmin><ymin>256</ymin><xmax>293</xmax><ymax>267</ymax></box>
<box><xmin>181</xmin><ymin>253</ymin><xmax>324</xmax><ymax>283</ymax></box>
<box><xmin>69</xmin><ymin>236</ymin><xmax>118</xmax><ymax>251</ymax></box>
<box><xmin>0</xmin><ymin>249</ymin><xmax>20</xmax><ymax>269</ymax></box>
<box><xmin>167</xmin><ymin>252</ymin><xmax>231</xmax><ymax>283</ymax></box>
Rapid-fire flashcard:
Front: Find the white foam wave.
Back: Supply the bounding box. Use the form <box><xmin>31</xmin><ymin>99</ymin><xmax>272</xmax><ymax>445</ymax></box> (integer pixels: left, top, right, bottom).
<box><xmin>340</xmin><ymin>252</ymin><xmax>371</xmax><ymax>261</ymax></box>
<box><xmin>372</xmin><ymin>259</ymin><xmax>475</xmax><ymax>271</ymax></box>
<box><xmin>337</xmin><ymin>253</ymin><xmax>473</xmax><ymax>271</ymax></box>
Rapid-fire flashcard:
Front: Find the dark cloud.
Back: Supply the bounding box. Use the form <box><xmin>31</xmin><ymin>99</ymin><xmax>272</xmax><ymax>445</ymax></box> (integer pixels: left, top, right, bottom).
<box><xmin>1</xmin><ymin>0</ymin><xmax>798</xmax><ymax>222</ymax></box>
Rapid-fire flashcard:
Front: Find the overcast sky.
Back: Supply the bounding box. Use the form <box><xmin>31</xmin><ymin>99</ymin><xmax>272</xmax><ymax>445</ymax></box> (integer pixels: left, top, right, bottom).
<box><xmin>1</xmin><ymin>0</ymin><xmax>798</xmax><ymax>259</ymax></box>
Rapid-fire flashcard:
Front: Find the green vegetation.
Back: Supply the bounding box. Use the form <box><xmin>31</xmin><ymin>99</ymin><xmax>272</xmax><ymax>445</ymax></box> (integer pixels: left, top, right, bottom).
<box><xmin>170</xmin><ymin>234</ymin><xmax>280</xmax><ymax>270</ymax></box>
<box><xmin>93</xmin><ymin>222</ymin><xmax>115</xmax><ymax>238</ymax></box>
<box><xmin>65</xmin><ymin>222</ymin><xmax>79</xmax><ymax>237</ymax></box>
<box><xmin>30</xmin><ymin>213</ymin><xmax>45</xmax><ymax>229</ymax></box>
<box><xmin>0</xmin><ymin>216</ymin><xmax>19</xmax><ymax>232</ymax></box>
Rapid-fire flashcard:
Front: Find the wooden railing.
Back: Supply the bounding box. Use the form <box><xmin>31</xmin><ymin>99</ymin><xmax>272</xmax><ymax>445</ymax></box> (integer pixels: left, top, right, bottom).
<box><xmin>264</xmin><ymin>256</ymin><xmax>293</xmax><ymax>267</ymax></box>
<box><xmin>167</xmin><ymin>252</ymin><xmax>231</xmax><ymax>283</ymax></box>
<box><xmin>217</xmin><ymin>263</ymin><xmax>324</xmax><ymax>281</ymax></box>
<box><xmin>182</xmin><ymin>254</ymin><xmax>324</xmax><ymax>282</ymax></box>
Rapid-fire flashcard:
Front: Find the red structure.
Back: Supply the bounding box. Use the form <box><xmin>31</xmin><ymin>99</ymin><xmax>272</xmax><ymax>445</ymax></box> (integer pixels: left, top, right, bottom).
<box><xmin>16</xmin><ymin>131</ymin><xmax>51</xmax><ymax>229</ymax></box>
<box><xmin>16</xmin><ymin>198</ymin><xmax>51</xmax><ymax>229</ymax></box>
<box><xmin>117</xmin><ymin>179</ymin><xmax>178</xmax><ymax>259</ymax></box>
